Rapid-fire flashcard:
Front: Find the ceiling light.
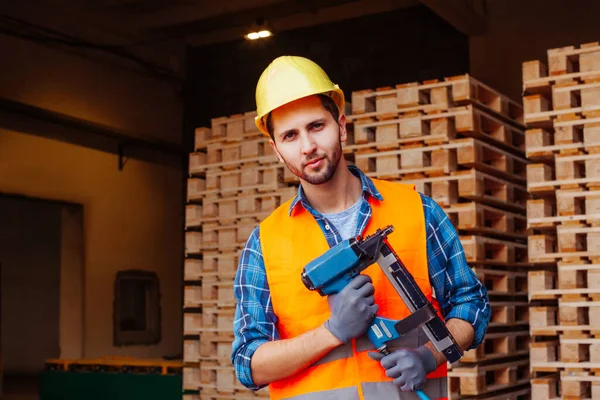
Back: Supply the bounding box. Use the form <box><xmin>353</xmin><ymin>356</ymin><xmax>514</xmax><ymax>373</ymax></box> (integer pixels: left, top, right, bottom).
<box><xmin>245</xmin><ymin>29</ymin><xmax>272</xmax><ymax>40</ymax></box>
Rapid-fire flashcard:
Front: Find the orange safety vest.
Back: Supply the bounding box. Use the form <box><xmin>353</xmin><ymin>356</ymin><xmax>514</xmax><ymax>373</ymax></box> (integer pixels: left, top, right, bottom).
<box><xmin>260</xmin><ymin>178</ymin><xmax>448</xmax><ymax>400</ymax></box>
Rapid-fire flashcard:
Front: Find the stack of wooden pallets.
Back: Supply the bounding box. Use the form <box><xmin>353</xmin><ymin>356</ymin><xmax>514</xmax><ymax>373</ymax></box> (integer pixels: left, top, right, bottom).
<box><xmin>347</xmin><ymin>74</ymin><xmax>531</xmax><ymax>400</ymax></box>
<box><xmin>183</xmin><ymin>111</ymin><xmax>298</xmax><ymax>400</ymax></box>
<box><xmin>523</xmin><ymin>41</ymin><xmax>600</xmax><ymax>400</ymax></box>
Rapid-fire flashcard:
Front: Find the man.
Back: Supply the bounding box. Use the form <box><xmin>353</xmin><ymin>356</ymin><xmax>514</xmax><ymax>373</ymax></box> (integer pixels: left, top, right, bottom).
<box><xmin>231</xmin><ymin>55</ymin><xmax>490</xmax><ymax>400</ymax></box>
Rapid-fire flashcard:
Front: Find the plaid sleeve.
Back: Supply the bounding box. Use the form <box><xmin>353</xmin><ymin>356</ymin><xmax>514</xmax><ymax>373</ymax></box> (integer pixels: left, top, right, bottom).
<box><xmin>420</xmin><ymin>194</ymin><xmax>490</xmax><ymax>350</ymax></box>
<box><xmin>231</xmin><ymin>226</ymin><xmax>279</xmax><ymax>391</ymax></box>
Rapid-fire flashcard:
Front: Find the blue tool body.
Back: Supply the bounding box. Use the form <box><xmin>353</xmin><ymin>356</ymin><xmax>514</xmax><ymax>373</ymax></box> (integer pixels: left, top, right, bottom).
<box><xmin>300</xmin><ymin>231</ymin><xmax>432</xmax><ymax>400</ymax></box>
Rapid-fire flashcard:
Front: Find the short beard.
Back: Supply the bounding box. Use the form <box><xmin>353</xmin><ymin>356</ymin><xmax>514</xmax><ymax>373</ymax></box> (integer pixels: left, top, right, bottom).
<box><xmin>283</xmin><ymin>139</ymin><xmax>343</xmax><ymax>185</ymax></box>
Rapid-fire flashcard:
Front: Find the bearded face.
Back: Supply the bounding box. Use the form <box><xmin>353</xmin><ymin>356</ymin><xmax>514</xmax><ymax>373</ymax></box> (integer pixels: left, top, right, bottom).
<box><xmin>268</xmin><ymin>95</ymin><xmax>346</xmax><ymax>186</ymax></box>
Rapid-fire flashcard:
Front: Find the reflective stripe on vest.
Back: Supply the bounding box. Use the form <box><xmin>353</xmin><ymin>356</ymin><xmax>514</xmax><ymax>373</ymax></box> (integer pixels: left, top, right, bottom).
<box><xmin>281</xmin><ymin>378</ymin><xmax>447</xmax><ymax>400</ymax></box>
<box><xmin>260</xmin><ymin>178</ymin><xmax>448</xmax><ymax>400</ymax></box>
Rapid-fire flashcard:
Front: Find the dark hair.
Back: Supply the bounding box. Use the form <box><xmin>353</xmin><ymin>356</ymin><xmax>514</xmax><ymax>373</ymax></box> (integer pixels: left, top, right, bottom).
<box><xmin>266</xmin><ymin>94</ymin><xmax>340</xmax><ymax>140</ymax></box>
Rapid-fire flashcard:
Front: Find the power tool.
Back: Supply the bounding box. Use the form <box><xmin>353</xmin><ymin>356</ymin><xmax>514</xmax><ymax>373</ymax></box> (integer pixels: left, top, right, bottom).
<box><xmin>301</xmin><ymin>225</ymin><xmax>463</xmax><ymax>399</ymax></box>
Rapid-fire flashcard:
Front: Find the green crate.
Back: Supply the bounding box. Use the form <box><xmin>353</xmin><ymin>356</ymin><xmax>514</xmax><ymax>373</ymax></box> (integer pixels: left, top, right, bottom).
<box><xmin>39</xmin><ymin>370</ymin><xmax>182</xmax><ymax>400</ymax></box>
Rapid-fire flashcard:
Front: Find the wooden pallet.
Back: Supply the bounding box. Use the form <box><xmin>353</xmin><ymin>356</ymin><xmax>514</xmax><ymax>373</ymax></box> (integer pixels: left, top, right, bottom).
<box><xmin>530</xmin><ymin>302</ymin><xmax>600</xmax><ymax>336</ymax></box>
<box><xmin>448</xmin><ymin>357</ymin><xmax>530</xmax><ymax>397</ymax></box>
<box><xmin>528</xmin><ymin>225</ymin><xmax>600</xmax><ymax>263</ymax></box>
<box><xmin>527</xmin><ymin>155</ymin><xmax>600</xmax><ymax>195</ymax></box>
<box><xmin>196</xmin><ymin>164</ymin><xmax>292</xmax><ymax>197</ymax></box>
<box><xmin>531</xmin><ymin>371</ymin><xmax>600</xmax><ymax>400</ymax></box>
<box><xmin>183</xmin><ymin>307</ymin><xmax>236</xmax><ymax>336</ymax></box>
<box><xmin>200</xmin><ymin>251</ymin><xmax>241</xmax><ymax>280</ymax></box>
<box><xmin>474</xmin><ymin>268</ymin><xmax>528</xmax><ymax>297</ymax></box>
<box><xmin>348</xmin><ymin>105</ymin><xmax>525</xmax><ymax>155</ymax></box>
<box><xmin>185</xmin><ymin>336</ymin><xmax>201</xmax><ymax>364</ymax></box>
<box><xmin>529</xmin><ymin>263</ymin><xmax>600</xmax><ymax>300</ymax></box>
<box><xmin>184</xmin><ymin>278</ymin><xmax>234</xmax><ymax>308</ymax></box>
<box><xmin>208</xmin><ymin>112</ymin><xmax>262</xmax><ymax>144</ymax></box>
<box><xmin>531</xmin><ymin>337</ymin><xmax>600</xmax><ymax>366</ymax></box>
<box><xmin>197</xmin><ymin>187</ymin><xmax>296</xmax><ymax>225</ymax></box>
<box><xmin>402</xmin><ymin>168</ymin><xmax>527</xmax><ymax>213</ymax></box>
<box><xmin>445</xmin><ymin>202</ymin><xmax>527</xmax><ymax>240</ymax></box>
<box><xmin>184</xmin><ymin>311</ymin><xmax>203</xmax><ymax>335</ymax></box>
<box><xmin>190</xmin><ymin>144</ymin><xmax>278</xmax><ymax>175</ymax></box>
<box><xmin>460</xmin><ymin>235</ymin><xmax>528</xmax><ymax>266</ymax></box>
<box><xmin>199</xmin><ymin>332</ymin><xmax>235</xmax><ymax>361</ymax></box>
<box><xmin>184</xmin><ymin>252</ymin><xmax>240</xmax><ymax>282</ymax></box>
<box><xmin>523</xmin><ymin>42</ymin><xmax>600</xmax><ymax>94</ymax></box>
<box><xmin>488</xmin><ymin>301</ymin><xmax>530</xmax><ymax>329</ymax></box>
<box><xmin>184</xmin><ymin>365</ymin><xmax>201</xmax><ymax>391</ymax></box>
<box><xmin>45</xmin><ymin>356</ymin><xmax>183</xmax><ymax>375</ymax></box>
<box><xmin>188</xmin><ymin>177</ymin><xmax>207</xmax><ymax>202</ymax></box>
<box><xmin>524</xmin><ymin>95</ymin><xmax>600</xmax><ymax>129</ymax></box>
<box><xmin>200</xmin><ymin>306</ymin><xmax>236</xmax><ymax>335</ymax></box>
<box><xmin>447</xmin><ymin>384</ymin><xmax>530</xmax><ymax>400</ymax></box>
<box><xmin>527</xmin><ymin>190</ymin><xmax>600</xmax><ymax>230</ymax></box>
<box><xmin>462</xmin><ymin>330</ymin><xmax>531</xmax><ymax>363</ymax></box>
<box><xmin>200</xmin><ymin>362</ymin><xmax>253</xmax><ymax>395</ymax></box>
<box><xmin>199</xmin><ymin>386</ymin><xmax>270</xmax><ymax>399</ymax></box>
<box><xmin>526</xmin><ymin>119</ymin><xmax>600</xmax><ymax>162</ymax></box>
<box><xmin>185</xmin><ymin>220</ymin><xmax>258</xmax><ymax>254</ymax></box>
<box><xmin>352</xmin><ymin>138</ymin><xmax>528</xmax><ymax>183</ymax></box>
<box><xmin>350</xmin><ymin>74</ymin><xmax>524</xmax><ymax>126</ymax></box>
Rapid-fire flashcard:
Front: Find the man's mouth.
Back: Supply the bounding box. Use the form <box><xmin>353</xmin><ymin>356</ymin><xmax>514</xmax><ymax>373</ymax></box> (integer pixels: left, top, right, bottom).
<box><xmin>305</xmin><ymin>157</ymin><xmax>324</xmax><ymax>167</ymax></box>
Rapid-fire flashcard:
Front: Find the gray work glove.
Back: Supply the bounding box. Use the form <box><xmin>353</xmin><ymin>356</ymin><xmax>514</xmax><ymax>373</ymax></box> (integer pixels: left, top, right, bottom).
<box><xmin>323</xmin><ymin>274</ymin><xmax>378</xmax><ymax>344</ymax></box>
<box><xmin>368</xmin><ymin>346</ymin><xmax>437</xmax><ymax>392</ymax></box>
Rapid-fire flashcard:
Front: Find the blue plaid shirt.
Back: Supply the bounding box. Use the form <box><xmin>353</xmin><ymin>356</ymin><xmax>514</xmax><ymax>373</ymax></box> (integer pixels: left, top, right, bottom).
<box><xmin>231</xmin><ymin>165</ymin><xmax>490</xmax><ymax>390</ymax></box>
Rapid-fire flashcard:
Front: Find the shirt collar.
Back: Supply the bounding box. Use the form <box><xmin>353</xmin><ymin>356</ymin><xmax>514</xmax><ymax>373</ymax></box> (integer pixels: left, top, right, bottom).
<box><xmin>288</xmin><ymin>165</ymin><xmax>383</xmax><ymax>216</ymax></box>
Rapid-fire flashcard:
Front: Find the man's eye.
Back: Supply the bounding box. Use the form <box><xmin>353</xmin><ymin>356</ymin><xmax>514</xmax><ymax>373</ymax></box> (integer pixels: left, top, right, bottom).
<box><xmin>312</xmin><ymin>123</ymin><xmax>324</xmax><ymax>130</ymax></box>
<box><xmin>284</xmin><ymin>132</ymin><xmax>296</xmax><ymax>140</ymax></box>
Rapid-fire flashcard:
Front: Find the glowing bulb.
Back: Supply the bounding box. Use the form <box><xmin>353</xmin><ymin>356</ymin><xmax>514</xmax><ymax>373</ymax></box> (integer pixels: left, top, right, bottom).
<box><xmin>246</xmin><ymin>32</ymin><xmax>260</xmax><ymax>40</ymax></box>
<box><xmin>258</xmin><ymin>30</ymin><xmax>272</xmax><ymax>38</ymax></box>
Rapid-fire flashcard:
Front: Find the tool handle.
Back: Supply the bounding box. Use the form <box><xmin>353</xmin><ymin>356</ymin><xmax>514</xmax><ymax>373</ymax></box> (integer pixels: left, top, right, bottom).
<box><xmin>415</xmin><ymin>390</ymin><xmax>430</xmax><ymax>400</ymax></box>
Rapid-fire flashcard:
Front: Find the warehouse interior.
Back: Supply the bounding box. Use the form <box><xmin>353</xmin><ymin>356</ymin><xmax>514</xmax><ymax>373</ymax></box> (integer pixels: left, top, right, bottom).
<box><xmin>2</xmin><ymin>0</ymin><xmax>600</xmax><ymax>399</ymax></box>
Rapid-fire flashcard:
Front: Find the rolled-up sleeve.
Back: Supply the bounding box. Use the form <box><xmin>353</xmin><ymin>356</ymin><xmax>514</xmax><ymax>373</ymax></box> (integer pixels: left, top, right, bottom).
<box><xmin>421</xmin><ymin>194</ymin><xmax>490</xmax><ymax>350</ymax></box>
<box><xmin>231</xmin><ymin>226</ymin><xmax>279</xmax><ymax>390</ymax></box>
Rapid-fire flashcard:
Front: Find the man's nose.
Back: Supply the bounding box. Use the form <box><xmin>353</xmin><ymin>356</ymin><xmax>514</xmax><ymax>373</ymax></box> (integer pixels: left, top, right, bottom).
<box><xmin>300</xmin><ymin>133</ymin><xmax>317</xmax><ymax>154</ymax></box>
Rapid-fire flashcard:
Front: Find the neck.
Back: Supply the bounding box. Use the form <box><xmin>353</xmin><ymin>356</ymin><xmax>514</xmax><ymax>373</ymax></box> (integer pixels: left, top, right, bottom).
<box><xmin>301</xmin><ymin>161</ymin><xmax>362</xmax><ymax>214</ymax></box>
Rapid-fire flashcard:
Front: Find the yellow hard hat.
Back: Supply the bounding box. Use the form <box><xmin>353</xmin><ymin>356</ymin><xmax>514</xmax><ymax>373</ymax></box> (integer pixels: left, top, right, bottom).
<box><xmin>254</xmin><ymin>55</ymin><xmax>345</xmax><ymax>136</ymax></box>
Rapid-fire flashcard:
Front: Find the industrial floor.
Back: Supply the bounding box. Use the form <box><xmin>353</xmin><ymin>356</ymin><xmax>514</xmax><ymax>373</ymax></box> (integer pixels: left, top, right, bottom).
<box><xmin>3</xmin><ymin>375</ymin><xmax>39</xmax><ymax>400</ymax></box>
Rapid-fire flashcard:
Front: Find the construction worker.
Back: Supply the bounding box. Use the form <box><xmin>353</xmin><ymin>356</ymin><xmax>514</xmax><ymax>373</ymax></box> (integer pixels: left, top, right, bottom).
<box><xmin>231</xmin><ymin>55</ymin><xmax>490</xmax><ymax>400</ymax></box>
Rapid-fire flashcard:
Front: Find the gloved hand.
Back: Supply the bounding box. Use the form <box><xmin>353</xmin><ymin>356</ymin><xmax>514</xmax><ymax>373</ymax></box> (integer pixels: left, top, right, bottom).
<box><xmin>368</xmin><ymin>346</ymin><xmax>437</xmax><ymax>392</ymax></box>
<box><xmin>323</xmin><ymin>274</ymin><xmax>378</xmax><ymax>344</ymax></box>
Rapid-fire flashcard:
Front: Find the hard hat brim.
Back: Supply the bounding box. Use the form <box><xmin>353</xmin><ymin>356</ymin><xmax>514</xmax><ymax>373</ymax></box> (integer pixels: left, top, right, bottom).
<box><xmin>255</xmin><ymin>87</ymin><xmax>345</xmax><ymax>137</ymax></box>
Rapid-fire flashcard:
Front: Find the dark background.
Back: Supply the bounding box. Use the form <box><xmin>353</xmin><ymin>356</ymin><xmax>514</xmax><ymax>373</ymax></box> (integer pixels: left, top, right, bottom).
<box><xmin>184</xmin><ymin>5</ymin><xmax>468</xmax><ymax>150</ymax></box>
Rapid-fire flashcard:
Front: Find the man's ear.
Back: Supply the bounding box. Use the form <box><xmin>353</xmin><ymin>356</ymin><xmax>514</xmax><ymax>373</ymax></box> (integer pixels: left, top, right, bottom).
<box><xmin>338</xmin><ymin>114</ymin><xmax>348</xmax><ymax>143</ymax></box>
<box><xmin>269</xmin><ymin>138</ymin><xmax>285</xmax><ymax>163</ymax></box>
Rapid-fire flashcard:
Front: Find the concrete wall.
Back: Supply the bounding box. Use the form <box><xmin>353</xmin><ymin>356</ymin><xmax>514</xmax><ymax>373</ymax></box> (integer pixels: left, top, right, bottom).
<box><xmin>0</xmin><ymin>130</ymin><xmax>183</xmax><ymax>360</ymax></box>
<box><xmin>0</xmin><ymin>30</ymin><xmax>184</xmax><ymax>361</ymax></box>
<box><xmin>470</xmin><ymin>0</ymin><xmax>600</xmax><ymax>102</ymax></box>
<box><xmin>0</xmin><ymin>197</ymin><xmax>62</xmax><ymax>375</ymax></box>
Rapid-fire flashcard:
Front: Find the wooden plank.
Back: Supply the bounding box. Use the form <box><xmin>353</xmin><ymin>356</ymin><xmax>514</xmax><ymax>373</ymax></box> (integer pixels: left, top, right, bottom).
<box><xmin>448</xmin><ymin>358</ymin><xmax>530</xmax><ymax>397</ymax></box>
<box><xmin>353</xmin><ymin>138</ymin><xmax>527</xmax><ymax>183</ymax></box>
<box><xmin>445</xmin><ymin>202</ymin><xmax>527</xmax><ymax>240</ymax></box>
<box><xmin>462</xmin><ymin>330</ymin><xmax>530</xmax><ymax>363</ymax></box>
<box><xmin>193</xmin><ymin>187</ymin><xmax>296</xmax><ymax>225</ymax></box>
<box><xmin>474</xmin><ymin>268</ymin><xmax>528</xmax><ymax>296</ymax></box>
<box><xmin>201</xmin><ymin>164</ymin><xmax>292</xmax><ymax>197</ymax></box>
<box><xmin>347</xmin><ymin>105</ymin><xmax>525</xmax><ymax>155</ymax></box>
<box><xmin>402</xmin><ymin>168</ymin><xmax>527</xmax><ymax>213</ymax></box>
<box><xmin>529</xmin><ymin>302</ymin><xmax>600</xmax><ymax>336</ymax></box>
<box><xmin>350</xmin><ymin>74</ymin><xmax>524</xmax><ymax>127</ymax></box>
<box><xmin>460</xmin><ymin>235</ymin><xmax>528</xmax><ymax>266</ymax></box>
